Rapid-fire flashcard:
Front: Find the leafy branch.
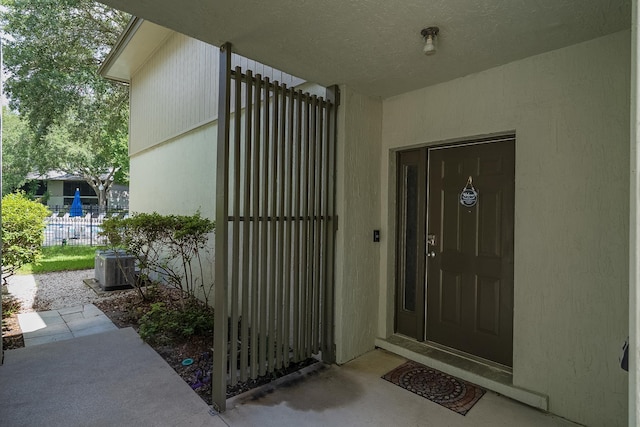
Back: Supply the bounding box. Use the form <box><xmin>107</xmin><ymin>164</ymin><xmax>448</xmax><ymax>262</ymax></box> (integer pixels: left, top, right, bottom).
<box><xmin>100</xmin><ymin>212</ymin><xmax>216</xmax><ymax>304</ymax></box>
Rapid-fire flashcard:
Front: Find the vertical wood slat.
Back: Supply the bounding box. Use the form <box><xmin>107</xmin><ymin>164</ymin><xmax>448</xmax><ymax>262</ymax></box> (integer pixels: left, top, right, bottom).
<box><xmin>313</xmin><ymin>99</ymin><xmax>325</xmax><ymax>354</ymax></box>
<box><xmin>283</xmin><ymin>86</ymin><xmax>294</xmax><ymax>368</ymax></box>
<box><xmin>249</xmin><ymin>73</ymin><xmax>262</xmax><ymax>379</ymax></box>
<box><xmin>306</xmin><ymin>97</ymin><xmax>313</xmax><ymax>356</ymax></box>
<box><xmin>240</xmin><ymin>69</ymin><xmax>253</xmax><ymax>383</ymax></box>
<box><xmin>292</xmin><ymin>89</ymin><xmax>303</xmax><ymax>362</ymax></box>
<box><xmin>308</xmin><ymin>95</ymin><xmax>318</xmax><ymax>354</ymax></box>
<box><xmin>268</xmin><ymin>83</ymin><xmax>279</xmax><ymax>372</ymax></box>
<box><xmin>300</xmin><ymin>96</ymin><xmax>311</xmax><ymax>359</ymax></box>
<box><xmin>212</xmin><ymin>42</ymin><xmax>231</xmax><ymax>412</ymax></box>
<box><xmin>307</xmin><ymin>95</ymin><xmax>315</xmax><ymax>357</ymax></box>
<box><xmin>320</xmin><ymin>100</ymin><xmax>329</xmax><ymax>352</ymax></box>
<box><xmin>259</xmin><ymin>77</ymin><xmax>271</xmax><ymax>376</ymax></box>
<box><xmin>230</xmin><ymin>66</ymin><xmax>242</xmax><ymax>386</ymax></box>
<box><xmin>276</xmin><ymin>84</ymin><xmax>287</xmax><ymax>369</ymax></box>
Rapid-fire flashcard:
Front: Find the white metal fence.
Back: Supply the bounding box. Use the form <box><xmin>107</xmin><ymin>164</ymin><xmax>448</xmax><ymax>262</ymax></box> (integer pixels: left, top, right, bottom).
<box><xmin>43</xmin><ymin>206</ymin><xmax>128</xmax><ymax>247</ymax></box>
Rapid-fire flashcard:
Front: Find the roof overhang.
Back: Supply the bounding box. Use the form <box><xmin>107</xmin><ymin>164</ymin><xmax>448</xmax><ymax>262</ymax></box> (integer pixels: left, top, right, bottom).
<box><xmin>98</xmin><ymin>0</ymin><xmax>632</xmax><ymax>98</ymax></box>
<box><xmin>99</xmin><ymin>17</ymin><xmax>173</xmax><ymax>83</ymax></box>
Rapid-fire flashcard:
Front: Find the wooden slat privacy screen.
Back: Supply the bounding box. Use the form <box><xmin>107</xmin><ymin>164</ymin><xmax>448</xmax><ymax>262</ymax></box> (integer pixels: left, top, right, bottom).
<box><xmin>213</xmin><ymin>44</ymin><xmax>337</xmax><ymax>411</ymax></box>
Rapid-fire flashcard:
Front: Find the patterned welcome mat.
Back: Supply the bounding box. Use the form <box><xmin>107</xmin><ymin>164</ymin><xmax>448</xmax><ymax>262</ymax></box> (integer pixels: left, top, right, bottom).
<box><xmin>382</xmin><ymin>360</ymin><xmax>485</xmax><ymax>416</ymax></box>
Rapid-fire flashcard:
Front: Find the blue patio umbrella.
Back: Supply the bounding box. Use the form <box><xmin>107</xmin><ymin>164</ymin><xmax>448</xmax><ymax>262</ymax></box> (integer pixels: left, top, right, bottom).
<box><xmin>69</xmin><ymin>188</ymin><xmax>83</xmax><ymax>217</ymax></box>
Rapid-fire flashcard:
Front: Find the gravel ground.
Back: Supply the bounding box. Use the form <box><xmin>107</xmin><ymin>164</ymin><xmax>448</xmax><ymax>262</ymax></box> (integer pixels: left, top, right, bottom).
<box><xmin>5</xmin><ymin>269</ymin><xmax>110</xmax><ymax>312</ymax></box>
<box><xmin>3</xmin><ymin>269</ymin><xmax>117</xmax><ymax>350</ymax></box>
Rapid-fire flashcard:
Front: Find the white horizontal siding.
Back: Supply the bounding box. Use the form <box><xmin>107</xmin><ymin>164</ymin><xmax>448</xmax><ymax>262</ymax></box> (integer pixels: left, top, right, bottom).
<box><xmin>130</xmin><ymin>33</ymin><xmax>217</xmax><ymax>154</ymax></box>
<box><xmin>130</xmin><ymin>32</ymin><xmax>305</xmax><ymax>155</ymax></box>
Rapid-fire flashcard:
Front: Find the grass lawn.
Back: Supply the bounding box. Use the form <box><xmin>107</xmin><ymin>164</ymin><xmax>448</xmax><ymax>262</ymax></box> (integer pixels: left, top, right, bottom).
<box><xmin>20</xmin><ymin>246</ymin><xmax>105</xmax><ymax>274</ymax></box>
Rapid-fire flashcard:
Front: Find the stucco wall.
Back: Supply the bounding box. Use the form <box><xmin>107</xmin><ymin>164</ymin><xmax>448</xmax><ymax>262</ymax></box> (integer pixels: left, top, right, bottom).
<box><xmin>380</xmin><ymin>31</ymin><xmax>630</xmax><ymax>426</ymax></box>
<box><xmin>334</xmin><ymin>86</ymin><xmax>382</xmax><ymax>364</ymax></box>
<box><xmin>129</xmin><ymin>124</ymin><xmax>216</xmax><ymax>217</ymax></box>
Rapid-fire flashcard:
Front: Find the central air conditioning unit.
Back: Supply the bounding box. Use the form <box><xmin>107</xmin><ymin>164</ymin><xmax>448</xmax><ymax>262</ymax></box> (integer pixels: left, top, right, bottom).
<box><xmin>95</xmin><ymin>250</ymin><xmax>135</xmax><ymax>291</ymax></box>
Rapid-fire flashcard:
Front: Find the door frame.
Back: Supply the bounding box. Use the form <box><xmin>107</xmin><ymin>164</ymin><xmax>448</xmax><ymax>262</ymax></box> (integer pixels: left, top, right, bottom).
<box><xmin>394</xmin><ymin>149</ymin><xmax>427</xmax><ymax>340</ymax></box>
<box><xmin>393</xmin><ymin>133</ymin><xmax>516</xmax><ymax>365</ymax></box>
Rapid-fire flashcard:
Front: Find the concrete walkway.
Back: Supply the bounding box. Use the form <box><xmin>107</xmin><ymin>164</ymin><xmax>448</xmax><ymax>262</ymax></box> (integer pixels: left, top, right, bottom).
<box><xmin>17</xmin><ymin>304</ymin><xmax>117</xmax><ymax>347</ymax></box>
<box><xmin>0</xmin><ymin>327</ymin><xmax>221</xmax><ymax>427</ymax></box>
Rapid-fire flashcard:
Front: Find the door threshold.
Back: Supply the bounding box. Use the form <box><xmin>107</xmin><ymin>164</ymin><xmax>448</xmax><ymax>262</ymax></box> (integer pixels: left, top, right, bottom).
<box><xmin>375</xmin><ymin>334</ymin><xmax>548</xmax><ymax>411</ymax></box>
<box><xmin>421</xmin><ymin>339</ymin><xmax>512</xmax><ymax>375</ymax></box>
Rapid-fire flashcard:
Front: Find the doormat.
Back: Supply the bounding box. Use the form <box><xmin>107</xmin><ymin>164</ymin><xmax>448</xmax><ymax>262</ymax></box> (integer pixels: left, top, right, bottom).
<box><xmin>382</xmin><ymin>360</ymin><xmax>485</xmax><ymax>416</ymax></box>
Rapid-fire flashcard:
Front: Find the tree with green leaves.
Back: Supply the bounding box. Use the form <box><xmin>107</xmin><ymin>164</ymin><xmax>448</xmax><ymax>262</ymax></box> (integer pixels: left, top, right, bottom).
<box><xmin>1</xmin><ymin>0</ymin><xmax>130</xmax><ymax>208</ymax></box>
<box><xmin>1</xmin><ymin>107</ymin><xmax>35</xmax><ymax>196</ymax></box>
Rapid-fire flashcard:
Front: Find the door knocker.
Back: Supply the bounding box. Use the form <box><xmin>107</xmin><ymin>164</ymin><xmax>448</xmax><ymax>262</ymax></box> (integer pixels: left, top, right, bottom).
<box><xmin>459</xmin><ymin>176</ymin><xmax>478</xmax><ymax>208</ymax></box>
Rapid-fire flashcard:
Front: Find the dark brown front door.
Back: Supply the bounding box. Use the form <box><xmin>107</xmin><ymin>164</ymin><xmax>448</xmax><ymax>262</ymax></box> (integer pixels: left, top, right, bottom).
<box><xmin>426</xmin><ymin>140</ymin><xmax>515</xmax><ymax>366</ymax></box>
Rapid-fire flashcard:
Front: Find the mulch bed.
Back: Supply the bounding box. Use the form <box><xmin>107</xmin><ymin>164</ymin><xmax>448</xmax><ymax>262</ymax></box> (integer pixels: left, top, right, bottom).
<box><xmin>93</xmin><ymin>287</ymin><xmax>316</xmax><ymax>403</ymax></box>
<box><xmin>2</xmin><ymin>293</ymin><xmax>25</xmax><ymax>350</ymax></box>
<box><xmin>2</xmin><ymin>314</ymin><xmax>25</xmax><ymax>350</ymax></box>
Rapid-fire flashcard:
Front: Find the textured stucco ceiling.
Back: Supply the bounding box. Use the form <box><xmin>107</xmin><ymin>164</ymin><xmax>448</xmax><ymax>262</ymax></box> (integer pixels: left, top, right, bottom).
<box><xmin>98</xmin><ymin>0</ymin><xmax>631</xmax><ymax>98</ymax></box>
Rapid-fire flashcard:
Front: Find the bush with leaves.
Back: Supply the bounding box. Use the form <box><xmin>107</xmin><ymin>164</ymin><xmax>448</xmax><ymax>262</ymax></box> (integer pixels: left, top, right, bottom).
<box><xmin>100</xmin><ymin>212</ymin><xmax>215</xmax><ymax>303</ymax></box>
<box><xmin>2</xmin><ymin>192</ymin><xmax>50</xmax><ymax>285</ymax></box>
<box><xmin>138</xmin><ymin>300</ymin><xmax>214</xmax><ymax>344</ymax></box>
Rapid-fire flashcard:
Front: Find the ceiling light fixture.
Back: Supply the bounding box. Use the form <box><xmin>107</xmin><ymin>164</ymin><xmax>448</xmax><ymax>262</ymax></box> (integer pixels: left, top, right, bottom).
<box><xmin>421</xmin><ymin>26</ymin><xmax>439</xmax><ymax>55</ymax></box>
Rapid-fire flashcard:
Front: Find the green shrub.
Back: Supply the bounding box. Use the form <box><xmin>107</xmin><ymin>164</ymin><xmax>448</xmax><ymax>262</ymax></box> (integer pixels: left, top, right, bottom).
<box><xmin>100</xmin><ymin>212</ymin><xmax>215</xmax><ymax>303</ymax></box>
<box><xmin>138</xmin><ymin>300</ymin><xmax>214</xmax><ymax>344</ymax></box>
<box><xmin>2</xmin><ymin>192</ymin><xmax>50</xmax><ymax>284</ymax></box>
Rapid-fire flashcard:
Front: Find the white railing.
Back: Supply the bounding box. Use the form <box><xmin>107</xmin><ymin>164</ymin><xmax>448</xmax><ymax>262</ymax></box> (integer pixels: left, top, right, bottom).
<box><xmin>43</xmin><ymin>209</ymin><xmax>128</xmax><ymax>247</ymax></box>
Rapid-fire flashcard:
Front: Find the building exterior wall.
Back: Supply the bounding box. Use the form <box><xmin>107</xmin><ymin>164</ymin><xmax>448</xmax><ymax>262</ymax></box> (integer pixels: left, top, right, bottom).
<box><xmin>334</xmin><ymin>86</ymin><xmax>382</xmax><ymax>364</ymax></box>
<box><xmin>129</xmin><ymin>124</ymin><xmax>216</xmax><ymax>217</ymax></box>
<box><xmin>379</xmin><ymin>30</ymin><xmax>630</xmax><ymax>426</ymax></box>
<box><xmin>130</xmin><ymin>31</ymin><xmax>304</xmax><ymax>157</ymax></box>
<box><xmin>130</xmin><ymin>32</ymin><xmax>217</xmax><ymax>156</ymax></box>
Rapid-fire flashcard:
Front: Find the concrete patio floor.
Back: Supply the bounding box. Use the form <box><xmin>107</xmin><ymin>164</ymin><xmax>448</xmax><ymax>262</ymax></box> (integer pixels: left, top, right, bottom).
<box><xmin>0</xmin><ymin>326</ymin><xmax>578</xmax><ymax>427</ymax></box>
<box><xmin>222</xmin><ymin>349</ymin><xmax>578</xmax><ymax>427</ymax></box>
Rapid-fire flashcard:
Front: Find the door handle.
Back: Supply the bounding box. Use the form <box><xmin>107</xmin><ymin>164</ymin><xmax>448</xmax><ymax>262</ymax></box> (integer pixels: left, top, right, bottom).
<box><xmin>427</xmin><ymin>251</ymin><xmax>436</xmax><ymax>258</ymax></box>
